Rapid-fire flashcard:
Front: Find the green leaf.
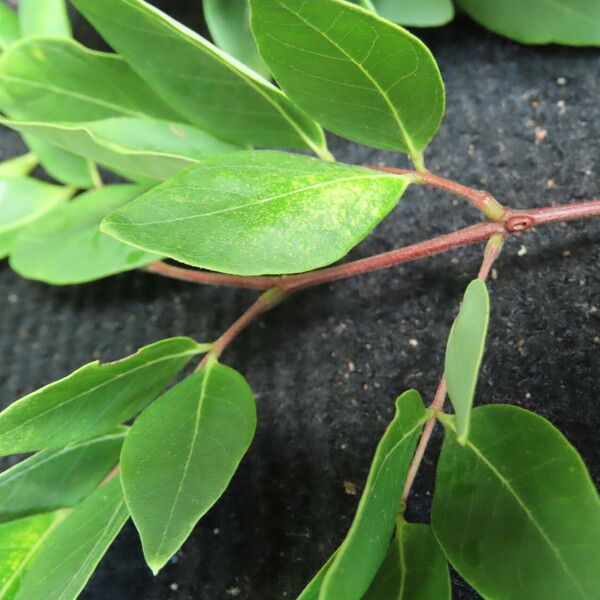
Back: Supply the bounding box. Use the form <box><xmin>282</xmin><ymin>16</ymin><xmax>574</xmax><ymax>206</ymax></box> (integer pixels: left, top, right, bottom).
<box><xmin>0</xmin><ymin>37</ymin><xmax>180</xmax><ymax>123</ymax></box>
<box><xmin>203</xmin><ymin>0</ymin><xmax>271</xmax><ymax>78</ymax></box>
<box><xmin>0</xmin><ymin>429</ymin><xmax>126</xmax><ymax>522</ymax></box>
<box><xmin>432</xmin><ymin>405</ymin><xmax>600</xmax><ymax>600</ymax></box>
<box><xmin>14</xmin><ymin>477</ymin><xmax>129</xmax><ymax>600</ymax></box>
<box><xmin>456</xmin><ymin>0</ymin><xmax>600</xmax><ymax>46</ymax></box>
<box><xmin>9</xmin><ymin>184</ymin><xmax>159</xmax><ymax>284</ymax></box>
<box><xmin>320</xmin><ymin>391</ymin><xmax>428</xmax><ymax>600</ymax></box>
<box><xmin>0</xmin><ymin>337</ymin><xmax>208</xmax><ymax>454</ymax></box>
<box><xmin>18</xmin><ymin>0</ymin><xmax>71</xmax><ymax>38</ymax></box>
<box><xmin>364</xmin><ymin>518</ymin><xmax>451</xmax><ymax>600</ymax></box>
<box><xmin>368</xmin><ymin>0</ymin><xmax>454</xmax><ymax>27</ymax></box>
<box><xmin>296</xmin><ymin>553</ymin><xmax>337</xmax><ymax>600</ymax></box>
<box><xmin>0</xmin><ymin>176</ymin><xmax>73</xmax><ymax>237</ymax></box>
<box><xmin>102</xmin><ymin>150</ymin><xmax>410</xmax><ymax>276</ymax></box>
<box><xmin>121</xmin><ymin>359</ymin><xmax>256</xmax><ymax>574</ymax></box>
<box><xmin>0</xmin><ymin>117</ymin><xmax>239</xmax><ymax>181</ymax></box>
<box><xmin>250</xmin><ymin>0</ymin><xmax>445</xmax><ymax>164</ymax></box>
<box><xmin>444</xmin><ymin>279</ymin><xmax>489</xmax><ymax>444</ymax></box>
<box><xmin>70</xmin><ymin>0</ymin><xmax>329</xmax><ymax>156</ymax></box>
<box><xmin>0</xmin><ymin>511</ymin><xmax>67</xmax><ymax>600</ymax></box>
<box><xmin>0</xmin><ymin>4</ymin><xmax>19</xmax><ymax>51</ymax></box>
<box><xmin>20</xmin><ymin>136</ymin><xmax>94</xmax><ymax>188</ymax></box>
<box><xmin>0</xmin><ymin>153</ymin><xmax>37</xmax><ymax>177</ymax></box>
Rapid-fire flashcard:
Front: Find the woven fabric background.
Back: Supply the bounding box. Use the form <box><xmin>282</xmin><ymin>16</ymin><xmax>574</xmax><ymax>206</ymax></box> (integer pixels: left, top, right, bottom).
<box><xmin>1</xmin><ymin>3</ymin><xmax>599</xmax><ymax>598</ymax></box>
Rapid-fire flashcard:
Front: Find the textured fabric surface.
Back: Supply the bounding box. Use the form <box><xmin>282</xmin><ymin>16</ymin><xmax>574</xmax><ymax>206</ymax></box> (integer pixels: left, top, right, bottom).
<box><xmin>1</xmin><ymin>3</ymin><xmax>599</xmax><ymax>599</ymax></box>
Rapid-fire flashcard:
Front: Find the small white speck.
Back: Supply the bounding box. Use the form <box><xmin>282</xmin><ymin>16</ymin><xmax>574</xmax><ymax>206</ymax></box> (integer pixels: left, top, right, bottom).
<box><xmin>169</xmin><ymin>583</ymin><xmax>179</xmax><ymax>591</ymax></box>
<box><xmin>226</xmin><ymin>587</ymin><xmax>241</xmax><ymax>597</ymax></box>
<box><xmin>517</xmin><ymin>245</ymin><xmax>527</xmax><ymax>257</ymax></box>
<box><xmin>408</xmin><ymin>339</ymin><xmax>418</xmax><ymax>347</ymax></box>
<box><xmin>556</xmin><ymin>77</ymin><xmax>566</xmax><ymax>86</ymax></box>
<box><xmin>213</xmin><ymin>528</ymin><xmax>220</xmax><ymax>535</ymax></box>
<box><xmin>8</xmin><ymin>293</ymin><xmax>17</xmax><ymax>304</ymax></box>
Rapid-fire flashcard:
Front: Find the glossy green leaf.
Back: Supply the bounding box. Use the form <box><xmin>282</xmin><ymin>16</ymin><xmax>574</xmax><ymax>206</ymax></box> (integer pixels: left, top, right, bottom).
<box><xmin>0</xmin><ymin>4</ymin><xmax>19</xmax><ymax>51</ymax></box>
<box><xmin>121</xmin><ymin>359</ymin><xmax>256</xmax><ymax>573</ymax></box>
<box><xmin>456</xmin><ymin>0</ymin><xmax>600</xmax><ymax>46</ymax></box>
<box><xmin>20</xmin><ymin>136</ymin><xmax>94</xmax><ymax>188</ymax></box>
<box><xmin>9</xmin><ymin>184</ymin><xmax>159</xmax><ymax>284</ymax></box>
<box><xmin>203</xmin><ymin>0</ymin><xmax>270</xmax><ymax>78</ymax></box>
<box><xmin>0</xmin><ymin>337</ymin><xmax>208</xmax><ymax>454</ymax></box>
<box><xmin>0</xmin><ymin>429</ymin><xmax>126</xmax><ymax>522</ymax></box>
<box><xmin>368</xmin><ymin>0</ymin><xmax>454</xmax><ymax>27</ymax></box>
<box><xmin>102</xmin><ymin>150</ymin><xmax>410</xmax><ymax>276</ymax></box>
<box><xmin>0</xmin><ymin>117</ymin><xmax>239</xmax><ymax>181</ymax></box>
<box><xmin>14</xmin><ymin>477</ymin><xmax>129</xmax><ymax>600</ymax></box>
<box><xmin>0</xmin><ymin>511</ymin><xmax>67</xmax><ymax>600</ymax></box>
<box><xmin>0</xmin><ymin>153</ymin><xmax>37</xmax><ymax>177</ymax></box>
<box><xmin>0</xmin><ymin>176</ymin><xmax>73</xmax><ymax>237</ymax></box>
<box><xmin>433</xmin><ymin>405</ymin><xmax>600</xmax><ymax>600</ymax></box>
<box><xmin>0</xmin><ymin>37</ymin><xmax>180</xmax><ymax>123</ymax></box>
<box><xmin>444</xmin><ymin>279</ymin><xmax>489</xmax><ymax>444</ymax></box>
<box><xmin>70</xmin><ymin>0</ymin><xmax>329</xmax><ymax>156</ymax></box>
<box><xmin>364</xmin><ymin>518</ymin><xmax>451</xmax><ymax>599</ymax></box>
<box><xmin>18</xmin><ymin>0</ymin><xmax>71</xmax><ymax>38</ymax></box>
<box><xmin>250</xmin><ymin>0</ymin><xmax>445</xmax><ymax>164</ymax></box>
<box><xmin>320</xmin><ymin>391</ymin><xmax>428</xmax><ymax>600</ymax></box>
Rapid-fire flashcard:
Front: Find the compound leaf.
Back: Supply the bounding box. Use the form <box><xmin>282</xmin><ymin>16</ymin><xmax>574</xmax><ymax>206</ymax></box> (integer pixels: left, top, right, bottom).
<box><xmin>102</xmin><ymin>150</ymin><xmax>410</xmax><ymax>276</ymax></box>
<box><xmin>250</xmin><ymin>0</ymin><xmax>445</xmax><ymax>164</ymax></box>
<box><xmin>70</xmin><ymin>0</ymin><xmax>328</xmax><ymax>156</ymax></box>
<box><xmin>14</xmin><ymin>477</ymin><xmax>129</xmax><ymax>600</ymax></box>
<box><xmin>203</xmin><ymin>0</ymin><xmax>270</xmax><ymax>78</ymax></box>
<box><xmin>0</xmin><ymin>511</ymin><xmax>67</xmax><ymax>600</ymax></box>
<box><xmin>18</xmin><ymin>0</ymin><xmax>71</xmax><ymax>38</ymax></box>
<box><xmin>456</xmin><ymin>0</ymin><xmax>600</xmax><ymax>46</ymax></box>
<box><xmin>0</xmin><ymin>337</ymin><xmax>208</xmax><ymax>454</ymax></box>
<box><xmin>296</xmin><ymin>553</ymin><xmax>337</xmax><ymax>600</ymax></box>
<box><xmin>320</xmin><ymin>391</ymin><xmax>428</xmax><ymax>600</ymax></box>
<box><xmin>0</xmin><ymin>117</ymin><xmax>239</xmax><ymax>181</ymax></box>
<box><xmin>433</xmin><ymin>405</ymin><xmax>600</xmax><ymax>600</ymax></box>
<box><xmin>0</xmin><ymin>429</ymin><xmax>126</xmax><ymax>522</ymax></box>
<box><xmin>364</xmin><ymin>518</ymin><xmax>451</xmax><ymax>600</ymax></box>
<box><xmin>444</xmin><ymin>279</ymin><xmax>489</xmax><ymax>444</ymax></box>
<box><xmin>0</xmin><ymin>37</ymin><xmax>180</xmax><ymax>124</ymax></box>
<box><xmin>121</xmin><ymin>360</ymin><xmax>256</xmax><ymax>574</ymax></box>
<box><xmin>9</xmin><ymin>184</ymin><xmax>159</xmax><ymax>284</ymax></box>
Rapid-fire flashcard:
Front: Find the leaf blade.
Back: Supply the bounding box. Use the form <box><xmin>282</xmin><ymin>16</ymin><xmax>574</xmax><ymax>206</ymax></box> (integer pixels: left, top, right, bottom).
<box><xmin>14</xmin><ymin>477</ymin><xmax>129</xmax><ymax>600</ymax></box>
<box><xmin>102</xmin><ymin>150</ymin><xmax>409</xmax><ymax>275</ymax></box>
<box><xmin>319</xmin><ymin>391</ymin><xmax>428</xmax><ymax>600</ymax></box>
<box><xmin>432</xmin><ymin>405</ymin><xmax>600</xmax><ymax>600</ymax></box>
<box><xmin>0</xmin><ymin>511</ymin><xmax>66</xmax><ymax>600</ymax></box>
<box><xmin>9</xmin><ymin>184</ymin><xmax>160</xmax><ymax>284</ymax></box>
<box><xmin>0</xmin><ymin>117</ymin><xmax>239</xmax><ymax>181</ymax></box>
<box><xmin>18</xmin><ymin>0</ymin><xmax>71</xmax><ymax>38</ymax></box>
<box><xmin>367</xmin><ymin>0</ymin><xmax>454</xmax><ymax>27</ymax></box>
<box><xmin>364</xmin><ymin>519</ymin><xmax>451</xmax><ymax>600</ymax></box>
<box><xmin>0</xmin><ymin>430</ymin><xmax>126</xmax><ymax>522</ymax></box>
<box><xmin>121</xmin><ymin>360</ymin><xmax>256</xmax><ymax>573</ymax></box>
<box><xmin>250</xmin><ymin>0</ymin><xmax>445</xmax><ymax>160</ymax></box>
<box><xmin>456</xmin><ymin>0</ymin><xmax>600</xmax><ymax>46</ymax></box>
<box><xmin>0</xmin><ymin>338</ymin><xmax>208</xmax><ymax>454</ymax></box>
<box><xmin>0</xmin><ymin>4</ymin><xmax>20</xmax><ymax>52</ymax></box>
<box><xmin>444</xmin><ymin>279</ymin><xmax>490</xmax><ymax>444</ymax></box>
<box><xmin>70</xmin><ymin>0</ymin><xmax>327</xmax><ymax>154</ymax></box>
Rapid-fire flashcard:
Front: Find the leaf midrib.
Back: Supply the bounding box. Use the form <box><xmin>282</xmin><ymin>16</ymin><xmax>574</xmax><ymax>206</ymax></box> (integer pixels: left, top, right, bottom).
<box><xmin>452</xmin><ymin>425</ymin><xmax>589</xmax><ymax>599</ymax></box>
<box><xmin>272</xmin><ymin>0</ymin><xmax>418</xmax><ymax>158</ymax></box>
<box><xmin>117</xmin><ymin>174</ymin><xmax>390</xmax><ymax>227</ymax></box>
<box><xmin>0</xmin><ymin>348</ymin><xmax>199</xmax><ymax>445</ymax></box>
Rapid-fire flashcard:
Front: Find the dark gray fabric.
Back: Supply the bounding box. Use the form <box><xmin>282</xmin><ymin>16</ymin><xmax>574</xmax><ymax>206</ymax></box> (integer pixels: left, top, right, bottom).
<box><xmin>1</xmin><ymin>3</ymin><xmax>599</xmax><ymax>598</ymax></box>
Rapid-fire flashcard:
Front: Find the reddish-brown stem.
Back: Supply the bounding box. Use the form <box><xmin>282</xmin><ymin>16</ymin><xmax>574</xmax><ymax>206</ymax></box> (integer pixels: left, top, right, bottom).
<box><xmin>147</xmin><ymin>197</ymin><xmax>600</xmax><ymax>295</ymax></box>
<box><xmin>402</xmin><ymin>376</ymin><xmax>447</xmax><ymax>504</ymax></box>
<box><xmin>144</xmin><ymin>261</ymin><xmax>279</xmax><ymax>290</ymax></box>
<box><xmin>196</xmin><ymin>287</ymin><xmax>287</xmax><ymax>370</ymax></box>
<box><xmin>401</xmin><ymin>235</ymin><xmax>504</xmax><ymax>505</ymax></box>
<box><xmin>368</xmin><ymin>166</ymin><xmax>507</xmax><ymax>221</ymax></box>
